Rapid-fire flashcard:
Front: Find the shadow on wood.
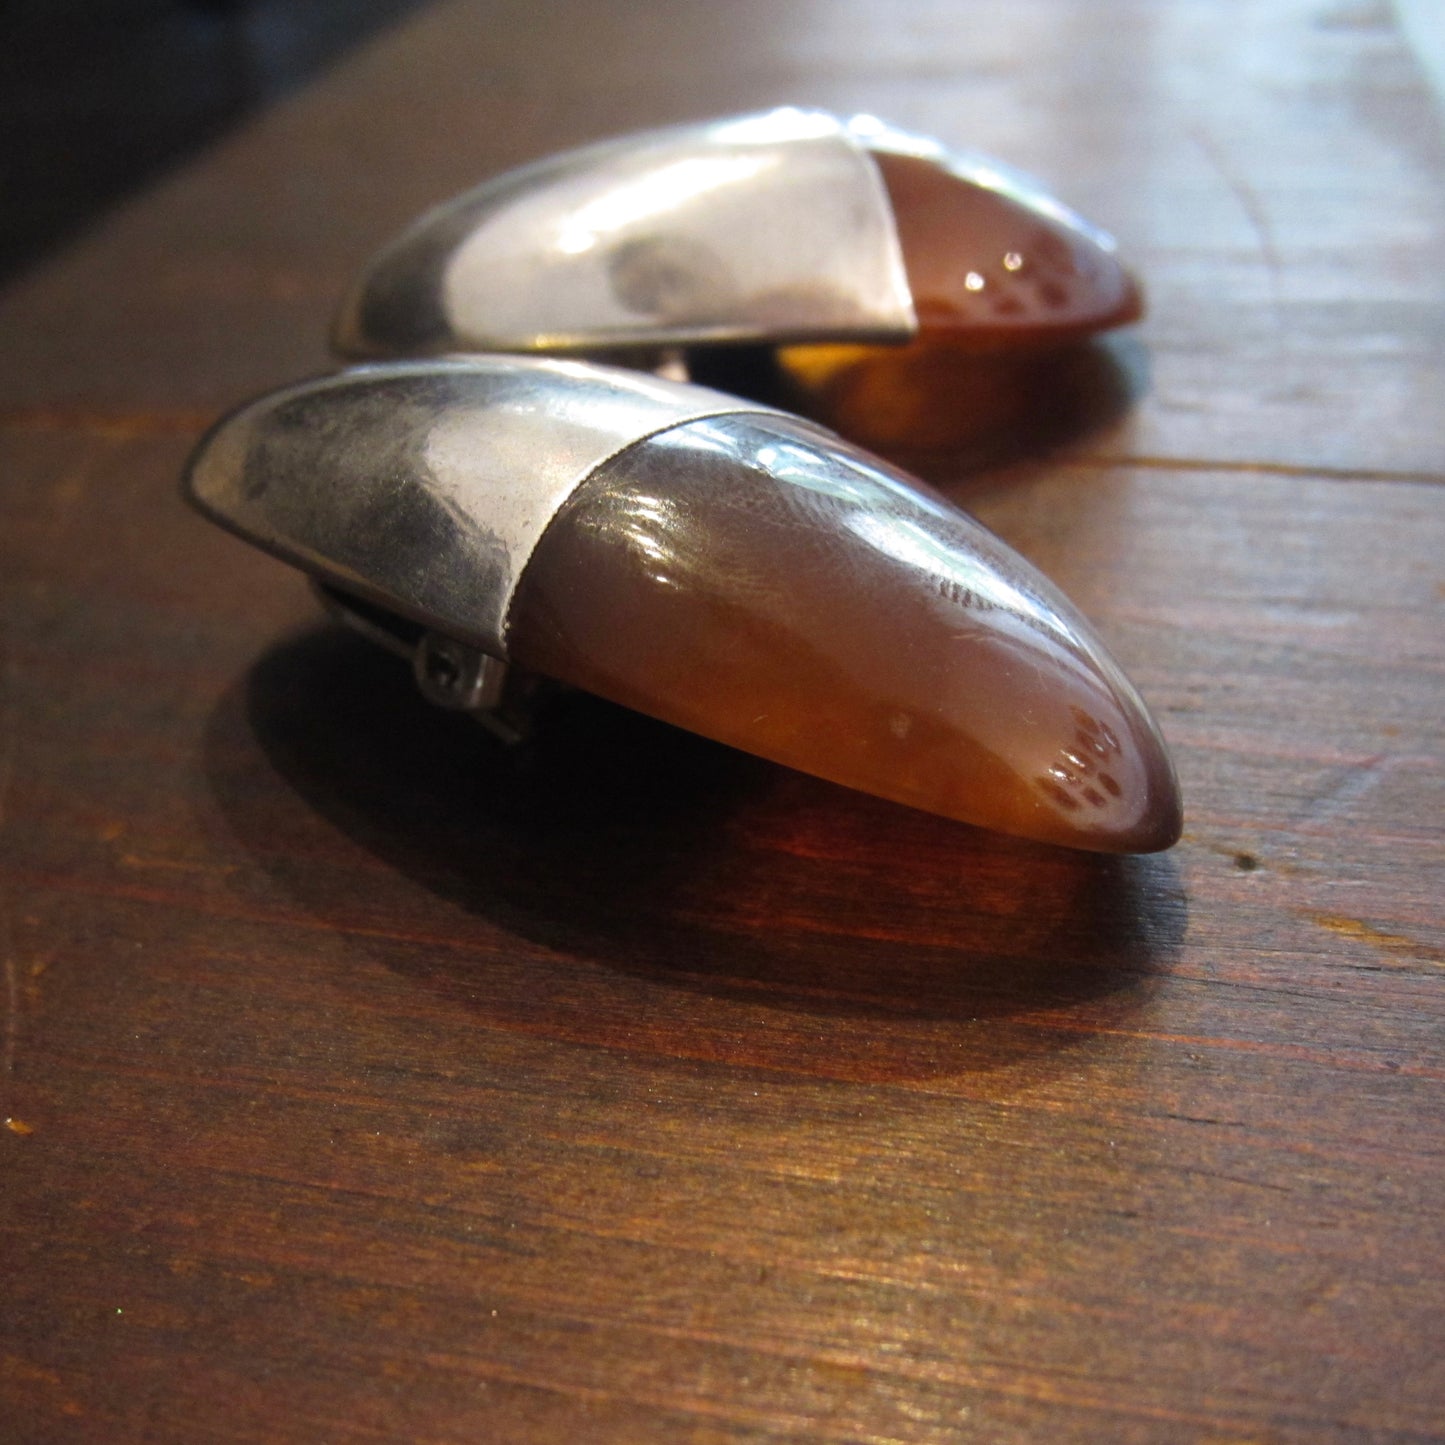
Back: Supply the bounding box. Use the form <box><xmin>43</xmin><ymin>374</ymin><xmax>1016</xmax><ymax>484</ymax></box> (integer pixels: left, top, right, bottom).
<box><xmin>689</xmin><ymin>334</ymin><xmax>1146</xmax><ymax>480</ymax></box>
<box><xmin>201</xmin><ymin>624</ymin><xmax>1188</xmax><ymax>1084</ymax></box>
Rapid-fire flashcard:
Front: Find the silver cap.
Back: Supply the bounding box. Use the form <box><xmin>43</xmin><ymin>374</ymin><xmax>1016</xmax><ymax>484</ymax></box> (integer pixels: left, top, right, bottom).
<box><xmin>182</xmin><ymin>356</ymin><xmax>788</xmax><ymax>658</ymax></box>
<box><xmin>333</xmin><ymin>108</ymin><xmax>918</xmax><ymax>358</ymax></box>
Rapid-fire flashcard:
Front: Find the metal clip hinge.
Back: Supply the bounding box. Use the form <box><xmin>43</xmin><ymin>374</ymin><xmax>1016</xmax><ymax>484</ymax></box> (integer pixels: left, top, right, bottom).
<box><xmin>312</xmin><ymin>581</ymin><xmax>536</xmax><ymax>744</ymax></box>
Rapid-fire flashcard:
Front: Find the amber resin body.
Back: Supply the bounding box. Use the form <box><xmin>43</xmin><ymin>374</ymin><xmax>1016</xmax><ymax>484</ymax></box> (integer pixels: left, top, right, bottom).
<box><xmin>508</xmin><ymin>414</ymin><xmax>1180</xmax><ymax>853</ymax></box>
<box><xmin>873</xmin><ymin>150</ymin><xmax>1143</xmax><ymax>347</ymax></box>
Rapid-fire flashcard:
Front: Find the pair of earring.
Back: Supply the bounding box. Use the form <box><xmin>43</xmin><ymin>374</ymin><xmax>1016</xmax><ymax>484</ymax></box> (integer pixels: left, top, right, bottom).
<box><xmin>185</xmin><ymin>108</ymin><xmax>1180</xmax><ymax>853</ymax></box>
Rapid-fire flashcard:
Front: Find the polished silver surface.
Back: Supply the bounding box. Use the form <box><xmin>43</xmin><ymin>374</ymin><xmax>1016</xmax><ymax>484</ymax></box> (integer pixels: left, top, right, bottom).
<box><xmin>183</xmin><ymin>356</ymin><xmax>786</xmax><ymax>657</ymax></box>
<box><xmin>333</xmin><ymin>108</ymin><xmax>917</xmax><ymax>359</ymax></box>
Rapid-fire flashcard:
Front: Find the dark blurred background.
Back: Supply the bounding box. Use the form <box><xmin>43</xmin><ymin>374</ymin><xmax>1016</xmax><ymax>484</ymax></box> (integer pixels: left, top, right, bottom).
<box><xmin>0</xmin><ymin>0</ymin><xmax>434</xmax><ymax>282</ymax></box>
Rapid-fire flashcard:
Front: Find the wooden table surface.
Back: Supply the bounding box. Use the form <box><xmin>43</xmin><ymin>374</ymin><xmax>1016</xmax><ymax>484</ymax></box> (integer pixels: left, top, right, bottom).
<box><xmin>2</xmin><ymin>1</ymin><xmax>1443</xmax><ymax>1440</ymax></box>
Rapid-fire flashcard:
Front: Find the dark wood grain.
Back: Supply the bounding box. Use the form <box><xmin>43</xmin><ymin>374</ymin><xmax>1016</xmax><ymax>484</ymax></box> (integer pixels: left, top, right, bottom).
<box><xmin>2</xmin><ymin>1</ymin><xmax>1443</xmax><ymax>1442</ymax></box>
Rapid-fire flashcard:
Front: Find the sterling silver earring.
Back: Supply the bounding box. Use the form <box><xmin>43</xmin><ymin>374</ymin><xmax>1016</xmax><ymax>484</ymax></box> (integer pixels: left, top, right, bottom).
<box><xmin>332</xmin><ymin>108</ymin><xmax>1142</xmax><ymax>365</ymax></box>
<box><xmin>187</xmin><ymin>112</ymin><xmax>1178</xmax><ymax>852</ymax></box>
<box><xmin>186</xmin><ymin>356</ymin><xmax>1180</xmax><ymax>852</ymax></box>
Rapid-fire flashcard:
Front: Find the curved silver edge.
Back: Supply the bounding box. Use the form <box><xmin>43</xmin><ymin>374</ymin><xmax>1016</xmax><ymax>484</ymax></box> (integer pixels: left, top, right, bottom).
<box><xmin>183</xmin><ymin>357</ymin><xmax>796</xmax><ymax>658</ymax></box>
<box><xmin>334</xmin><ymin>107</ymin><xmax>917</xmax><ymax>358</ymax></box>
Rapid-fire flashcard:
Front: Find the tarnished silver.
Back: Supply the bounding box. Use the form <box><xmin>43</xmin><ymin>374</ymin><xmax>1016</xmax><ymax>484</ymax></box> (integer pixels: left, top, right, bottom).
<box><xmin>183</xmin><ymin>356</ymin><xmax>788</xmax><ymax>660</ymax></box>
<box><xmin>333</xmin><ymin>108</ymin><xmax>917</xmax><ymax>359</ymax></box>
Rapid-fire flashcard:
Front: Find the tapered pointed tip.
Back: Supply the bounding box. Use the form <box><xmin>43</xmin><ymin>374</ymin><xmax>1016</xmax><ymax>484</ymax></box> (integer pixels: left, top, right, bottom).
<box><xmin>991</xmin><ymin>679</ymin><xmax>1183</xmax><ymax>854</ymax></box>
<box><xmin>871</xmin><ymin>147</ymin><xmax>1145</xmax><ymax>348</ymax></box>
<box><xmin>508</xmin><ymin>412</ymin><xmax>1181</xmax><ymax>854</ymax></box>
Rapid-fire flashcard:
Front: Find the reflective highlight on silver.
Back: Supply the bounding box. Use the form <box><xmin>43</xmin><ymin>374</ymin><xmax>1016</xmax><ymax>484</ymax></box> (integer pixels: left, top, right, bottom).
<box><xmin>334</xmin><ymin>108</ymin><xmax>915</xmax><ymax>358</ymax></box>
<box><xmin>182</xmin><ymin>357</ymin><xmax>784</xmax><ymax>656</ymax></box>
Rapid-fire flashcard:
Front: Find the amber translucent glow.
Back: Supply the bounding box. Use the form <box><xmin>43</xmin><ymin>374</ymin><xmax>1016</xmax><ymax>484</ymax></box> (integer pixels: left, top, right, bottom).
<box><xmin>508</xmin><ymin>415</ymin><xmax>1180</xmax><ymax>852</ymax></box>
<box><xmin>763</xmin><ymin>154</ymin><xmax>1146</xmax><ymax>453</ymax></box>
<box><xmin>773</xmin><ymin>335</ymin><xmax>1132</xmax><ymax>458</ymax></box>
<box><xmin>874</xmin><ymin>151</ymin><xmax>1143</xmax><ymax>346</ymax></box>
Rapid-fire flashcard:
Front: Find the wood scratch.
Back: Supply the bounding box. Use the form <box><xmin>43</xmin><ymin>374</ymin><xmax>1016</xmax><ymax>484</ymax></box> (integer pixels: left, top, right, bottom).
<box><xmin>1306</xmin><ymin>912</ymin><xmax>1445</xmax><ymax>969</ymax></box>
<box><xmin>0</xmin><ymin>403</ymin><xmax>213</xmax><ymax>439</ymax></box>
<box><xmin>0</xmin><ymin>645</ymin><xmax>19</xmax><ymax>1095</ymax></box>
<box><xmin>1190</xmin><ymin>125</ymin><xmax>1285</xmax><ymax>318</ymax></box>
<box><xmin>1</xmin><ymin>947</ymin><xmax>16</xmax><ymax>1086</ymax></box>
<box><xmin>119</xmin><ymin>853</ymin><xmax>237</xmax><ymax>875</ymax></box>
<box><xmin>1297</xmin><ymin>752</ymin><xmax>1396</xmax><ymax>825</ymax></box>
<box><xmin>1059</xmin><ymin>453</ymin><xmax>1445</xmax><ymax>486</ymax></box>
<box><xmin>0</xmin><ymin>661</ymin><xmax>14</xmax><ymax>835</ymax></box>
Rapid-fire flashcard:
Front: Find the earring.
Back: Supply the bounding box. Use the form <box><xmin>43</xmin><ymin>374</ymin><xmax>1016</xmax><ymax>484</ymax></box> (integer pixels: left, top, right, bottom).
<box><xmin>186</xmin><ymin>355</ymin><xmax>1179</xmax><ymax>852</ymax></box>
<box><xmin>332</xmin><ymin>108</ymin><xmax>1142</xmax><ymax>367</ymax></box>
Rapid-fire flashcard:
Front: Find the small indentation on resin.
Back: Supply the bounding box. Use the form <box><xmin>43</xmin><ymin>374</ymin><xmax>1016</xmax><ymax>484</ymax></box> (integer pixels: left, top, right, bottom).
<box><xmin>1078</xmin><ymin>725</ymin><xmax>1116</xmax><ymax>759</ymax></box>
<box><xmin>1038</xmin><ymin>778</ymin><xmax>1082</xmax><ymax>812</ymax></box>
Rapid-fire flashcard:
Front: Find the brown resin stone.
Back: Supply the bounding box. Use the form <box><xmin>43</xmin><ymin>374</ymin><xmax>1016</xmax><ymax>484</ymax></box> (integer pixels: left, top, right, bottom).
<box><xmin>874</xmin><ymin>150</ymin><xmax>1144</xmax><ymax>346</ymax></box>
<box><xmin>507</xmin><ymin>413</ymin><xmax>1180</xmax><ymax>853</ymax></box>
